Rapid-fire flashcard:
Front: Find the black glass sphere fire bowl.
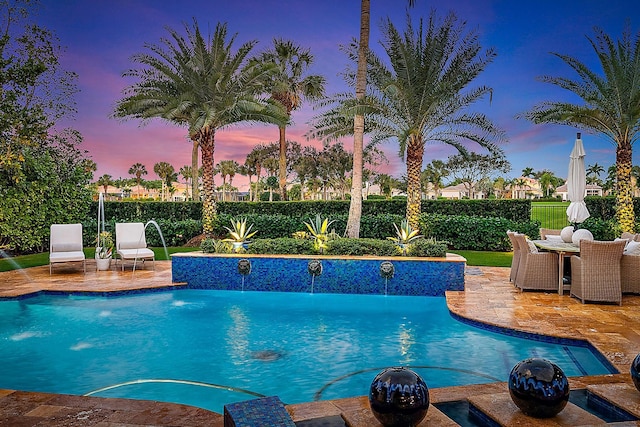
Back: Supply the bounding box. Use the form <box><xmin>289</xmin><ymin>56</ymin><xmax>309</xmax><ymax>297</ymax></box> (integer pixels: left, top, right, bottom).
<box><xmin>508</xmin><ymin>358</ymin><xmax>570</xmax><ymax>418</ymax></box>
<box><xmin>369</xmin><ymin>367</ymin><xmax>429</xmax><ymax>427</ymax></box>
<box><xmin>630</xmin><ymin>353</ymin><xmax>640</xmax><ymax>391</ymax></box>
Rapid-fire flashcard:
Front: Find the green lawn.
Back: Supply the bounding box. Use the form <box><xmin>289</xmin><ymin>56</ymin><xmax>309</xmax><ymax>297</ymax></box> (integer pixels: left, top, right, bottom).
<box><xmin>531</xmin><ymin>201</ymin><xmax>570</xmax><ymax>230</ymax></box>
<box><xmin>1</xmin><ymin>247</ymin><xmax>513</xmax><ymax>271</ymax></box>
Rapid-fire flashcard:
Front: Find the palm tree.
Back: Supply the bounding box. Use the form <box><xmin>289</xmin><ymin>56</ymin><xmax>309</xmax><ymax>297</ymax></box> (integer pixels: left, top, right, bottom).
<box><xmin>113</xmin><ymin>20</ymin><xmax>286</xmax><ymax>234</ymax></box>
<box><xmin>521</xmin><ymin>167</ymin><xmax>535</xmax><ymax>178</ymax></box>
<box><xmin>154</xmin><ymin>161</ymin><xmax>174</xmax><ymax>201</ymax></box>
<box><xmin>217</xmin><ymin>160</ymin><xmax>239</xmax><ymax>202</ymax></box>
<box><xmin>128</xmin><ymin>162</ymin><xmax>147</xmax><ymax>198</ymax></box>
<box><xmin>311</xmin><ymin>11</ymin><xmax>504</xmax><ymax>228</ymax></box>
<box><xmin>586</xmin><ymin>162</ymin><xmax>605</xmax><ymax>185</ymax></box>
<box><xmin>179</xmin><ymin>165</ymin><xmax>192</xmax><ymax>199</ymax></box>
<box><xmin>522</xmin><ymin>25</ymin><xmax>640</xmax><ymax>232</ymax></box>
<box><xmin>97</xmin><ymin>174</ymin><xmax>113</xmax><ymax>197</ymax></box>
<box><xmin>422</xmin><ymin>159</ymin><xmax>448</xmax><ymax>199</ymax></box>
<box><xmin>340</xmin><ymin>0</ymin><xmax>417</xmax><ymax>238</ymax></box>
<box><xmin>256</xmin><ymin>39</ymin><xmax>325</xmax><ymax>201</ymax></box>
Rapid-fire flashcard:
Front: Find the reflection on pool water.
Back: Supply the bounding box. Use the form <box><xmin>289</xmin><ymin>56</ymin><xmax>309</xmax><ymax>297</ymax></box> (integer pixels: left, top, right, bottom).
<box><xmin>0</xmin><ymin>290</ymin><xmax>614</xmax><ymax>413</ymax></box>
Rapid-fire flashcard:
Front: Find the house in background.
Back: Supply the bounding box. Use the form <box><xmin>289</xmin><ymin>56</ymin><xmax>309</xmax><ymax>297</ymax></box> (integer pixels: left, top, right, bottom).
<box><xmin>554</xmin><ymin>183</ymin><xmax>603</xmax><ymax>201</ymax></box>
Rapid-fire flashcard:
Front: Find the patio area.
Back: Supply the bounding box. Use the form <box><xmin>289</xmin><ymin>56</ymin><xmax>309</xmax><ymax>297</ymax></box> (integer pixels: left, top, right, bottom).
<box><xmin>1</xmin><ymin>261</ymin><xmax>640</xmax><ymax>426</ymax></box>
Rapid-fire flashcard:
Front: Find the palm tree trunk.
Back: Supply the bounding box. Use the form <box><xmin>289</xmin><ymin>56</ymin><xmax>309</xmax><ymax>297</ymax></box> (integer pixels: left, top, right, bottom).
<box><xmin>200</xmin><ymin>130</ymin><xmax>217</xmax><ymax>236</ymax></box>
<box><xmin>345</xmin><ymin>0</ymin><xmax>370</xmax><ymax>238</ymax></box>
<box><xmin>616</xmin><ymin>141</ymin><xmax>635</xmax><ymax>232</ymax></box>
<box><xmin>406</xmin><ymin>135</ymin><xmax>424</xmax><ymax>230</ymax></box>
<box><xmin>191</xmin><ymin>139</ymin><xmax>199</xmax><ymax>201</ymax></box>
<box><xmin>278</xmin><ymin>126</ymin><xmax>287</xmax><ymax>201</ymax></box>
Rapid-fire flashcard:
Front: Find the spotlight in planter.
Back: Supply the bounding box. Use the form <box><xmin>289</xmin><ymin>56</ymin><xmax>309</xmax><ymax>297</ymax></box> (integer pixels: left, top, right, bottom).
<box><xmin>369</xmin><ymin>367</ymin><xmax>429</xmax><ymax>427</ymax></box>
<box><xmin>508</xmin><ymin>358</ymin><xmax>569</xmax><ymax>418</ymax></box>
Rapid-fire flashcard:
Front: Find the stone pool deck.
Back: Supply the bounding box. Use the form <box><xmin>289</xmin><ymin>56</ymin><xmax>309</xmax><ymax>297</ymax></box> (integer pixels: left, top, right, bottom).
<box><xmin>2</xmin><ymin>261</ymin><xmax>640</xmax><ymax>426</ymax></box>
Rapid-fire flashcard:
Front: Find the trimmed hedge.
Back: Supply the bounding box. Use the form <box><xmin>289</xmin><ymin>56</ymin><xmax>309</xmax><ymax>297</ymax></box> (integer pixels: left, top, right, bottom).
<box><xmin>419</xmin><ymin>214</ymin><xmax>540</xmax><ymax>252</ymax></box>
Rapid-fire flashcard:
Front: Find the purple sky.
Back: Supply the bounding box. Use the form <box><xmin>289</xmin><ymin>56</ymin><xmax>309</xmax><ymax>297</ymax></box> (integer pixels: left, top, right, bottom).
<box><xmin>39</xmin><ymin>0</ymin><xmax>638</xmax><ymax>190</ymax></box>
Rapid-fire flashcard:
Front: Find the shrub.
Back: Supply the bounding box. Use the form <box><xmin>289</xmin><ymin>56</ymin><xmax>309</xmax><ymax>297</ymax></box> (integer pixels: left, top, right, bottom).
<box><xmin>406</xmin><ymin>238</ymin><xmax>448</xmax><ymax>257</ymax></box>
<box><xmin>327</xmin><ymin>238</ymin><xmax>398</xmax><ymax>256</ymax></box>
<box><xmin>420</xmin><ymin>213</ymin><xmax>540</xmax><ymax>251</ymax></box>
<box><xmin>247</xmin><ymin>238</ymin><xmax>313</xmax><ymax>255</ymax></box>
<box><xmin>200</xmin><ymin>238</ymin><xmax>233</xmax><ymax>254</ymax></box>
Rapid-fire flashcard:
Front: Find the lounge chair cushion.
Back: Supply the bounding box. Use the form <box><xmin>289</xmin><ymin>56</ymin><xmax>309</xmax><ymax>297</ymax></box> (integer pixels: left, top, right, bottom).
<box><xmin>119</xmin><ymin>241</ymin><xmax>145</xmax><ymax>250</ymax></box>
<box><xmin>624</xmin><ymin>241</ymin><xmax>640</xmax><ymax>255</ymax></box>
<box><xmin>526</xmin><ymin>238</ymin><xmax>538</xmax><ymax>253</ymax></box>
<box><xmin>49</xmin><ymin>250</ymin><xmax>86</xmax><ymax>263</ymax></box>
<box><xmin>117</xmin><ymin>248</ymin><xmax>154</xmax><ymax>259</ymax></box>
<box><xmin>52</xmin><ymin>243</ymin><xmax>82</xmax><ymax>252</ymax></box>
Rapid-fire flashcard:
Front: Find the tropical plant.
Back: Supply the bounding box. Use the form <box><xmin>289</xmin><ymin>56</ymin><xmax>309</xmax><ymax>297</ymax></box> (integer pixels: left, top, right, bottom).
<box><xmin>387</xmin><ymin>219</ymin><xmax>422</xmax><ymax>255</ymax></box>
<box><xmin>309</xmin><ymin>11</ymin><xmax>504</xmax><ymax>229</ymax></box>
<box><xmin>305</xmin><ymin>214</ymin><xmax>335</xmax><ymax>253</ymax></box>
<box><xmin>128</xmin><ymin>163</ymin><xmax>147</xmax><ymax>196</ymax></box>
<box><xmin>255</xmin><ymin>38</ymin><xmax>326</xmax><ymax>201</ymax></box>
<box><xmin>521</xmin><ymin>25</ymin><xmax>640</xmax><ymax>232</ymax></box>
<box><xmin>113</xmin><ymin>20</ymin><xmax>287</xmax><ymax>235</ymax></box>
<box><xmin>223</xmin><ymin>218</ymin><xmax>258</xmax><ymax>243</ymax></box>
<box><xmin>95</xmin><ymin>231</ymin><xmax>114</xmax><ymax>259</ymax></box>
<box><xmin>97</xmin><ymin>174</ymin><xmax>113</xmax><ymax>196</ymax></box>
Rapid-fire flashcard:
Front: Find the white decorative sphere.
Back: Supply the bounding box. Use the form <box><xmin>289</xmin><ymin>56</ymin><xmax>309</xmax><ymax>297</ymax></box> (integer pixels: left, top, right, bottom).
<box><xmin>560</xmin><ymin>226</ymin><xmax>574</xmax><ymax>243</ymax></box>
<box><xmin>572</xmin><ymin>229</ymin><xmax>594</xmax><ymax>245</ymax></box>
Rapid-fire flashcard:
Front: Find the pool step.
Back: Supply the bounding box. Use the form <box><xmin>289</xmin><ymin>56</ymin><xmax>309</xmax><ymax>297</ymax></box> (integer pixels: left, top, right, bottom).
<box><xmin>224</xmin><ymin>396</ymin><xmax>295</xmax><ymax>427</ymax></box>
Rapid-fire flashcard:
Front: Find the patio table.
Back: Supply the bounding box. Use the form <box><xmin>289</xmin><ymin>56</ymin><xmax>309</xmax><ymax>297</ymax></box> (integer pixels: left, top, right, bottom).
<box><xmin>532</xmin><ymin>240</ymin><xmax>580</xmax><ymax>295</ymax></box>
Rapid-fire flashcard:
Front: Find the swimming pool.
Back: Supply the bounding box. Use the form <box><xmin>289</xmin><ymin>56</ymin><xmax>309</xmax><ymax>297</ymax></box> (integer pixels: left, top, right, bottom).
<box><xmin>0</xmin><ymin>290</ymin><xmax>614</xmax><ymax>414</ymax></box>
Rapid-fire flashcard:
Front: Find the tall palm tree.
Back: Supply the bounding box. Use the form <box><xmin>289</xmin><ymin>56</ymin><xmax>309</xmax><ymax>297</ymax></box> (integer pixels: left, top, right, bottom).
<box><xmin>128</xmin><ymin>162</ymin><xmax>147</xmax><ymax>198</ymax></box>
<box><xmin>422</xmin><ymin>159</ymin><xmax>448</xmax><ymax>199</ymax></box>
<box><xmin>113</xmin><ymin>20</ymin><xmax>286</xmax><ymax>234</ymax></box>
<box><xmin>522</xmin><ymin>25</ymin><xmax>640</xmax><ymax>232</ymax></box>
<box><xmin>217</xmin><ymin>159</ymin><xmax>239</xmax><ymax>201</ymax></box>
<box><xmin>256</xmin><ymin>39</ymin><xmax>326</xmax><ymax>201</ymax></box>
<box><xmin>179</xmin><ymin>165</ymin><xmax>192</xmax><ymax>199</ymax></box>
<box><xmin>586</xmin><ymin>162</ymin><xmax>604</xmax><ymax>183</ymax></box>
<box><xmin>154</xmin><ymin>161</ymin><xmax>174</xmax><ymax>201</ymax></box>
<box><xmin>311</xmin><ymin>11</ymin><xmax>504</xmax><ymax>228</ymax></box>
<box><xmin>341</xmin><ymin>0</ymin><xmax>416</xmax><ymax>238</ymax></box>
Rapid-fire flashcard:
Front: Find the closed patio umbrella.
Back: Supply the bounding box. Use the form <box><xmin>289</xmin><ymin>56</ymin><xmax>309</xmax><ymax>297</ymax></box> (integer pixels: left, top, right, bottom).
<box><xmin>566</xmin><ymin>132</ymin><xmax>590</xmax><ymax>224</ymax></box>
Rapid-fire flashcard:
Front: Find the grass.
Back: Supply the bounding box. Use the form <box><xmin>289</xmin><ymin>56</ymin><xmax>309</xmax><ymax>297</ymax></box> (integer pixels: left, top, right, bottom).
<box><xmin>1</xmin><ymin>247</ymin><xmax>513</xmax><ymax>271</ymax></box>
<box><xmin>531</xmin><ymin>201</ymin><xmax>570</xmax><ymax>230</ymax></box>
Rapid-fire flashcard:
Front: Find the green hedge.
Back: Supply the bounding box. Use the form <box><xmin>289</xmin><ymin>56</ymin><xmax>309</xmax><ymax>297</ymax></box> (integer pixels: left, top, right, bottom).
<box><xmin>419</xmin><ymin>214</ymin><xmax>540</xmax><ymax>251</ymax></box>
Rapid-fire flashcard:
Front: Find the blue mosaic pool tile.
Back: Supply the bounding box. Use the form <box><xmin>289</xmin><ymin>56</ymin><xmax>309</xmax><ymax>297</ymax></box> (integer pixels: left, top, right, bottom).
<box><xmin>172</xmin><ymin>254</ymin><xmax>466</xmax><ymax>296</ymax></box>
<box><xmin>223</xmin><ymin>395</ymin><xmax>295</xmax><ymax>427</ymax></box>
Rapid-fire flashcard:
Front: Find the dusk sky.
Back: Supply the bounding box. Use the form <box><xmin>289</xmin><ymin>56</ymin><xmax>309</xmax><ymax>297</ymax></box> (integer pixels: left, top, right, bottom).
<box><xmin>38</xmin><ymin>0</ymin><xmax>638</xmax><ymax>191</ymax></box>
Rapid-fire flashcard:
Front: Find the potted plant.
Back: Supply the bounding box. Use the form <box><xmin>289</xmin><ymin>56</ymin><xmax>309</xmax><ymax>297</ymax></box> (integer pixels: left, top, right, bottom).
<box><xmin>387</xmin><ymin>219</ymin><xmax>422</xmax><ymax>255</ymax></box>
<box><xmin>223</xmin><ymin>218</ymin><xmax>257</xmax><ymax>252</ymax></box>
<box><xmin>95</xmin><ymin>231</ymin><xmax>114</xmax><ymax>270</ymax></box>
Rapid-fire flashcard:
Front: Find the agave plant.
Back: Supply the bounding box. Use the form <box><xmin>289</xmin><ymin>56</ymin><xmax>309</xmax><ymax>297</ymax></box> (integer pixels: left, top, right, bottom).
<box><xmin>304</xmin><ymin>214</ymin><xmax>335</xmax><ymax>253</ymax></box>
<box><xmin>387</xmin><ymin>219</ymin><xmax>422</xmax><ymax>255</ymax></box>
<box><xmin>223</xmin><ymin>218</ymin><xmax>257</xmax><ymax>245</ymax></box>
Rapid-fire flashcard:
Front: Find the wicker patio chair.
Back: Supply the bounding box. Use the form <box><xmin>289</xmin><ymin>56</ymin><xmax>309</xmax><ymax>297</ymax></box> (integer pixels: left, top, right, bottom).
<box><xmin>540</xmin><ymin>228</ymin><xmax>561</xmax><ymax>240</ymax></box>
<box><xmin>621</xmin><ymin>254</ymin><xmax>640</xmax><ymax>294</ymax></box>
<box><xmin>570</xmin><ymin>240</ymin><xmax>626</xmax><ymax>305</ymax></box>
<box><xmin>506</xmin><ymin>231</ymin><xmax>521</xmax><ymax>283</ymax></box>
<box><xmin>620</xmin><ymin>232</ymin><xmax>640</xmax><ymax>242</ymax></box>
<box><xmin>514</xmin><ymin>233</ymin><xmax>558</xmax><ymax>292</ymax></box>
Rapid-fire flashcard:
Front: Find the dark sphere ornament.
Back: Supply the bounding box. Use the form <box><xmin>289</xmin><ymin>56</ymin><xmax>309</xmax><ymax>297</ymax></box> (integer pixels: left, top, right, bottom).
<box><xmin>630</xmin><ymin>353</ymin><xmax>640</xmax><ymax>391</ymax></box>
<box><xmin>369</xmin><ymin>367</ymin><xmax>429</xmax><ymax>427</ymax></box>
<box><xmin>508</xmin><ymin>358</ymin><xmax>569</xmax><ymax>418</ymax></box>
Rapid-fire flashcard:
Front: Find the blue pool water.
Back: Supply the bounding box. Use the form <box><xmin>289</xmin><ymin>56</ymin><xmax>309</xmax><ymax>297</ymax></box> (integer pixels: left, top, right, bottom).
<box><xmin>0</xmin><ymin>290</ymin><xmax>613</xmax><ymax>413</ymax></box>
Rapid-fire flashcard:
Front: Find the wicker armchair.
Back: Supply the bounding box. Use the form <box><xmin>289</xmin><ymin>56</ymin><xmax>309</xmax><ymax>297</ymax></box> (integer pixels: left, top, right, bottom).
<box><xmin>506</xmin><ymin>231</ymin><xmax>521</xmax><ymax>283</ymax></box>
<box><xmin>620</xmin><ymin>232</ymin><xmax>640</xmax><ymax>242</ymax></box>
<box><xmin>513</xmin><ymin>233</ymin><xmax>558</xmax><ymax>291</ymax></box>
<box><xmin>540</xmin><ymin>228</ymin><xmax>561</xmax><ymax>240</ymax></box>
<box><xmin>570</xmin><ymin>240</ymin><xmax>626</xmax><ymax>304</ymax></box>
<box><xmin>621</xmin><ymin>255</ymin><xmax>640</xmax><ymax>294</ymax></box>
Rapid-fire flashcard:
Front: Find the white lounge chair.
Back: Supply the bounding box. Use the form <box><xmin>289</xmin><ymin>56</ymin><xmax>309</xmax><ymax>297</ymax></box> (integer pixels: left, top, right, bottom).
<box><xmin>115</xmin><ymin>222</ymin><xmax>155</xmax><ymax>271</ymax></box>
<box><xmin>49</xmin><ymin>224</ymin><xmax>86</xmax><ymax>274</ymax></box>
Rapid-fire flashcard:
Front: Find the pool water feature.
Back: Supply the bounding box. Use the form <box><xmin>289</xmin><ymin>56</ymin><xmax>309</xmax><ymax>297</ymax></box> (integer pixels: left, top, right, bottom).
<box><xmin>0</xmin><ymin>290</ymin><xmax>614</xmax><ymax>414</ymax></box>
